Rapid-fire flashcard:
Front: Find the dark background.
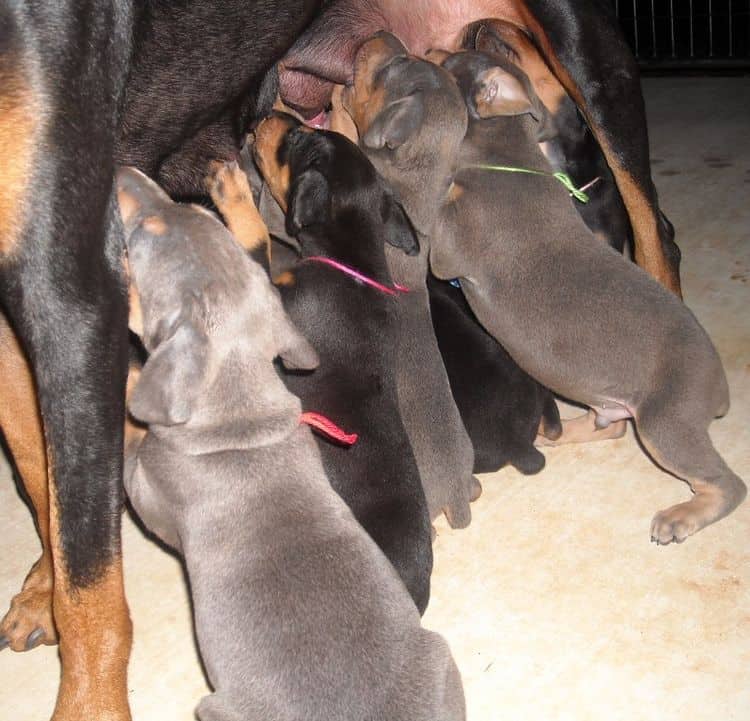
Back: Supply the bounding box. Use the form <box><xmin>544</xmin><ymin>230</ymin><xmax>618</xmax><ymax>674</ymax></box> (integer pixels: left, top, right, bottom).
<box><xmin>613</xmin><ymin>0</ymin><xmax>750</xmax><ymax>71</ymax></box>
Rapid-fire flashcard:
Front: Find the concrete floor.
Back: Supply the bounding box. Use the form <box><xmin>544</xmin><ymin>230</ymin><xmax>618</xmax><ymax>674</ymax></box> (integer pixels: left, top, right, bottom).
<box><xmin>1</xmin><ymin>77</ymin><xmax>749</xmax><ymax>721</ymax></box>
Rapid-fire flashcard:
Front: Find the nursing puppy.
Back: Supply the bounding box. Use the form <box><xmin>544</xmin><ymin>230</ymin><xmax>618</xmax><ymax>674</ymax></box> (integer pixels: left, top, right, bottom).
<box><xmin>461</xmin><ymin>19</ymin><xmax>633</xmax><ymax>253</ymax></box>
<box><xmin>345</xmin><ymin>36</ymin><xmax>746</xmax><ymax>544</ymax></box>
<box><xmin>340</xmin><ymin>35</ymin><xmax>480</xmax><ymax>528</ymax></box>
<box><xmin>212</xmin><ymin>115</ymin><xmax>433</xmax><ymax>613</ymax></box>
<box><xmin>118</xmin><ymin>166</ymin><xmax>465</xmax><ymax>721</ymax></box>
<box><xmin>428</xmin><ymin>274</ymin><xmax>562</xmax><ymax>475</ymax></box>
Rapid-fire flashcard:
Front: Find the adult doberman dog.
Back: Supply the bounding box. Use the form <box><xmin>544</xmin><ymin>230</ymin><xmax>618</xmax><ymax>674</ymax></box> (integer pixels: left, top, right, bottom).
<box><xmin>0</xmin><ymin>3</ymin><xmax>322</xmax><ymax>719</ymax></box>
<box><xmin>0</xmin><ymin>2</ymin><xmax>679</xmax><ymax>720</ymax></box>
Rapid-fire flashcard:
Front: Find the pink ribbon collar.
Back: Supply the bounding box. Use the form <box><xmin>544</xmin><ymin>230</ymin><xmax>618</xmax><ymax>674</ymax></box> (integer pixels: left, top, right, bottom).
<box><xmin>302</xmin><ymin>256</ymin><xmax>409</xmax><ymax>296</ymax></box>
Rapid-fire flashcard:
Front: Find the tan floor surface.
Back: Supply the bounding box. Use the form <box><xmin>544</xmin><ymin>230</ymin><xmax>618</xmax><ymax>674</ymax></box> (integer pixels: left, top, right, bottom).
<box><xmin>1</xmin><ymin>77</ymin><xmax>748</xmax><ymax>720</ymax></box>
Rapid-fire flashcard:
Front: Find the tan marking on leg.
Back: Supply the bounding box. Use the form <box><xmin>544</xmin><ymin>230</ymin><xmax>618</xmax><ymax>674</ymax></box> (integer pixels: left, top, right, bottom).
<box><xmin>0</xmin><ymin>313</ymin><xmax>55</xmax><ymax>650</ymax></box>
<box><xmin>613</xmin><ymin>168</ymin><xmax>681</xmax><ymax>295</ymax></box>
<box><xmin>205</xmin><ymin>160</ymin><xmax>272</xmax><ymax>260</ymax></box>
<box><xmin>329</xmin><ymin>84</ymin><xmax>359</xmax><ymax>143</ymax></box>
<box><xmin>47</xmin><ymin>465</ymin><xmax>132</xmax><ymax>721</ymax></box>
<box><xmin>636</xmin><ymin>424</ymin><xmax>746</xmax><ymax>544</ymax></box>
<box><xmin>535</xmin><ymin>409</ymin><xmax>627</xmax><ymax>446</ymax></box>
<box><xmin>50</xmin><ymin>560</ymin><xmax>133</xmax><ymax>721</ymax></box>
<box><xmin>650</xmin><ymin>482</ymin><xmax>729</xmax><ymax>544</ymax></box>
<box><xmin>0</xmin><ymin>63</ymin><xmax>41</xmax><ymax>257</ymax></box>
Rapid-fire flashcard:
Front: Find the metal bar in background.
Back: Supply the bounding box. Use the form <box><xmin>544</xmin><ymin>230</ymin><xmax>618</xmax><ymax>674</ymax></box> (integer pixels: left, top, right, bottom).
<box><xmin>613</xmin><ymin>0</ymin><xmax>750</xmax><ymax>70</ymax></box>
<box><xmin>669</xmin><ymin>0</ymin><xmax>676</xmax><ymax>58</ymax></box>
<box><xmin>689</xmin><ymin>0</ymin><xmax>695</xmax><ymax>58</ymax></box>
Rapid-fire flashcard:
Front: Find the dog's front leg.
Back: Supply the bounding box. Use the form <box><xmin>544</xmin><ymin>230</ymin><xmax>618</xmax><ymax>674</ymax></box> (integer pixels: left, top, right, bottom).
<box><xmin>0</xmin><ymin>311</ymin><xmax>56</xmax><ymax>651</ymax></box>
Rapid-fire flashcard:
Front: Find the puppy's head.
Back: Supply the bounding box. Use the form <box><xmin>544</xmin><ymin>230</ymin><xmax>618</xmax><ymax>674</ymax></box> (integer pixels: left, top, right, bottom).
<box><xmin>341</xmin><ymin>32</ymin><xmax>468</xmax><ymax>234</ymax></box>
<box><xmin>441</xmin><ymin>49</ymin><xmax>555</xmax><ymax>141</ymax></box>
<box><xmin>253</xmin><ymin>111</ymin><xmax>418</xmax><ymax>257</ymax></box>
<box><xmin>468</xmin><ymin>18</ymin><xmax>569</xmax><ymax>120</ymax></box>
<box><xmin>116</xmin><ymin>166</ymin><xmax>318</xmax><ymax>428</ymax></box>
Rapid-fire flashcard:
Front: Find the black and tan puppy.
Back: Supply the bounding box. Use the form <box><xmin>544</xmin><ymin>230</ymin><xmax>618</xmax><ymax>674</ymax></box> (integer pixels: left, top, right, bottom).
<box><xmin>346</xmin><ymin>39</ymin><xmax>746</xmax><ymax>545</ymax></box>
<box><xmin>212</xmin><ymin>114</ymin><xmax>434</xmax><ymax>612</ymax></box>
<box><xmin>119</xmin><ymin>166</ymin><xmax>465</xmax><ymax>721</ymax></box>
<box><xmin>340</xmin><ymin>34</ymin><xmax>480</xmax><ymax>529</ymax></box>
<box><xmin>250</xmin><ymin>112</ymin><xmax>478</xmax><ymax>526</ymax></box>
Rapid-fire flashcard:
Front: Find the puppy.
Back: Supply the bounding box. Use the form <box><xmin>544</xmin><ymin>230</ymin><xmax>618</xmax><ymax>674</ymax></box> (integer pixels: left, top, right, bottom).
<box><xmin>462</xmin><ymin>19</ymin><xmax>633</xmax><ymax>253</ymax></box>
<box><xmin>428</xmin><ymin>274</ymin><xmax>560</xmax><ymax>474</ymax></box>
<box><xmin>118</xmin><ymin>166</ymin><xmax>465</xmax><ymax>721</ymax></box>
<box><xmin>210</xmin><ymin>116</ymin><xmax>433</xmax><ymax>613</ymax></box>
<box><xmin>345</xmin><ymin>35</ymin><xmax>746</xmax><ymax>544</ymax></box>
<box><xmin>342</xmin><ymin>34</ymin><xmax>481</xmax><ymax>527</ymax></box>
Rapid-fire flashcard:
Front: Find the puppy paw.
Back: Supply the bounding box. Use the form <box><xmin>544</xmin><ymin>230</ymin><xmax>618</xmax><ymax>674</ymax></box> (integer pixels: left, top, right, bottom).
<box><xmin>650</xmin><ymin>501</ymin><xmax>703</xmax><ymax>545</ymax></box>
<box><xmin>469</xmin><ymin>475</ymin><xmax>483</xmax><ymax>502</ymax></box>
<box><xmin>205</xmin><ymin>160</ymin><xmax>251</xmax><ymax>207</ymax></box>
<box><xmin>443</xmin><ymin>500</ymin><xmax>472</xmax><ymax>529</ymax></box>
<box><xmin>205</xmin><ymin>160</ymin><xmax>270</xmax><ymax>253</ymax></box>
<box><xmin>0</xmin><ymin>574</ymin><xmax>56</xmax><ymax>652</ymax></box>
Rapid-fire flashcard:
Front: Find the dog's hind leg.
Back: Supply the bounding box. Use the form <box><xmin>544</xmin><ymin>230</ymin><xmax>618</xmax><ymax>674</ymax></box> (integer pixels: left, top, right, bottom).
<box><xmin>0</xmin><ymin>312</ymin><xmax>56</xmax><ymax>651</ymax></box>
<box><xmin>536</xmin><ymin>409</ymin><xmax>627</xmax><ymax>447</ymax></box>
<box><xmin>635</xmin><ymin>403</ymin><xmax>746</xmax><ymax>544</ymax></box>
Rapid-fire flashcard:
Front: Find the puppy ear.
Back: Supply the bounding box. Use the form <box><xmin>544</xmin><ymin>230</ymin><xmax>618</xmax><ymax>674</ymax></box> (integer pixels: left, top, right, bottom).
<box><xmin>382</xmin><ymin>198</ymin><xmax>419</xmax><ymax>256</ymax></box>
<box><xmin>362</xmin><ymin>94</ymin><xmax>425</xmax><ymax>151</ymax></box>
<box><xmin>286</xmin><ymin>169</ymin><xmax>330</xmax><ymax>236</ymax></box>
<box><xmin>277</xmin><ymin>319</ymin><xmax>319</xmax><ymax>371</ymax></box>
<box><xmin>474</xmin><ymin>66</ymin><xmax>556</xmax><ymax>141</ymax></box>
<box><xmin>474</xmin><ymin>66</ymin><xmax>534</xmax><ymax>117</ymax></box>
<box><xmin>129</xmin><ymin>315</ymin><xmax>210</xmax><ymax>426</ymax></box>
<box><xmin>116</xmin><ymin>166</ymin><xmax>172</xmax><ymax>238</ymax></box>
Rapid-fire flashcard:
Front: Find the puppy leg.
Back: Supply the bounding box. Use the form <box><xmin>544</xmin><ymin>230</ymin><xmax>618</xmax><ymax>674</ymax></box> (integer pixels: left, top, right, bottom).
<box><xmin>206</xmin><ymin>159</ymin><xmax>271</xmax><ymax>267</ymax></box>
<box><xmin>536</xmin><ymin>409</ymin><xmax>627</xmax><ymax>447</ymax></box>
<box><xmin>0</xmin><ymin>312</ymin><xmax>56</xmax><ymax>651</ymax></box>
<box><xmin>635</xmin><ymin>406</ymin><xmax>746</xmax><ymax>544</ymax></box>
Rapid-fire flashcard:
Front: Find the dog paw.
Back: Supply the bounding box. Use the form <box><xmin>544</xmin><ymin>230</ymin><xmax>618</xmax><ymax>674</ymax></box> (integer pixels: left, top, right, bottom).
<box><xmin>205</xmin><ymin>160</ymin><xmax>251</xmax><ymax>207</ymax></box>
<box><xmin>443</xmin><ymin>500</ymin><xmax>472</xmax><ymax>529</ymax></box>
<box><xmin>469</xmin><ymin>476</ymin><xmax>483</xmax><ymax>502</ymax></box>
<box><xmin>650</xmin><ymin>502</ymin><xmax>702</xmax><ymax>545</ymax></box>
<box><xmin>0</xmin><ymin>584</ymin><xmax>56</xmax><ymax>652</ymax></box>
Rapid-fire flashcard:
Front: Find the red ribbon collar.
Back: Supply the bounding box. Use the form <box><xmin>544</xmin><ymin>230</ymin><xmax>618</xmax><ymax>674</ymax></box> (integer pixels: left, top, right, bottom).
<box><xmin>300</xmin><ymin>411</ymin><xmax>358</xmax><ymax>446</ymax></box>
